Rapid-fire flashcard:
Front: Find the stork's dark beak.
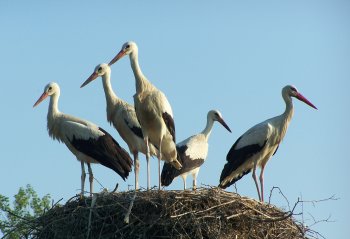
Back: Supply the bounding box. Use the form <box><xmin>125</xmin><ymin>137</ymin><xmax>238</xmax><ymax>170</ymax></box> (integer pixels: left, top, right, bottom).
<box><xmin>33</xmin><ymin>92</ymin><xmax>48</xmax><ymax>107</ymax></box>
<box><xmin>109</xmin><ymin>49</ymin><xmax>126</xmax><ymax>66</ymax></box>
<box><xmin>296</xmin><ymin>92</ymin><xmax>317</xmax><ymax>110</ymax></box>
<box><xmin>81</xmin><ymin>72</ymin><xmax>98</xmax><ymax>88</ymax></box>
<box><xmin>218</xmin><ymin>117</ymin><xmax>232</xmax><ymax>133</ymax></box>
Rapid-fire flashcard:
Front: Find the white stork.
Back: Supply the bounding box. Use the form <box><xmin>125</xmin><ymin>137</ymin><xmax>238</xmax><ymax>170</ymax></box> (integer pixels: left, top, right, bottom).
<box><xmin>219</xmin><ymin>85</ymin><xmax>317</xmax><ymax>202</ymax></box>
<box><xmin>80</xmin><ymin>63</ymin><xmax>158</xmax><ymax>190</ymax></box>
<box><xmin>161</xmin><ymin>110</ymin><xmax>231</xmax><ymax>190</ymax></box>
<box><xmin>33</xmin><ymin>82</ymin><xmax>133</xmax><ymax>197</ymax></box>
<box><xmin>109</xmin><ymin>41</ymin><xmax>182</xmax><ymax>189</ymax></box>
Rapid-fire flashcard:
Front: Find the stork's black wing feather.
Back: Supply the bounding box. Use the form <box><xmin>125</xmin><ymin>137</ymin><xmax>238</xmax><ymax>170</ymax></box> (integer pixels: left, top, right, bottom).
<box><xmin>124</xmin><ymin>118</ymin><xmax>144</xmax><ymax>139</ymax></box>
<box><xmin>161</xmin><ymin>145</ymin><xmax>204</xmax><ymax>186</ymax></box>
<box><xmin>219</xmin><ymin>136</ymin><xmax>267</xmax><ymax>188</ymax></box>
<box><xmin>162</xmin><ymin>112</ymin><xmax>176</xmax><ymax>142</ymax></box>
<box><xmin>69</xmin><ymin>127</ymin><xmax>133</xmax><ymax>180</ymax></box>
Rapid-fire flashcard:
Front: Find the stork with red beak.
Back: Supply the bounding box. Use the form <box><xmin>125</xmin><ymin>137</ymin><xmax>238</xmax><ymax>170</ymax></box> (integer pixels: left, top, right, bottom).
<box><xmin>219</xmin><ymin>85</ymin><xmax>317</xmax><ymax>202</ymax></box>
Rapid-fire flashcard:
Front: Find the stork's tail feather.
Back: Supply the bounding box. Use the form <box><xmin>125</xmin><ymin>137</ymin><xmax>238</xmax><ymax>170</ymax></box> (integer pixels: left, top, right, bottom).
<box><xmin>161</xmin><ymin>149</ymin><xmax>183</xmax><ymax>186</ymax></box>
<box><xmin>219</xmin><ymin>137</ymin><xmax>266</xmax><ymax>188</ymax></box>
<box><xmin>113</xmin><ymin>144</ymin><xmax>133</xmax><ymax>180</ymax></box>
<box><xmin>98</xmin><ymin>127</ymin><xmax>133</xmax><ymax>180</ymax></box>
<box><xmin>219</xmin><ymin>168</ymin><xmax>251</xmax><ymax>189</ymax></box>
<box><xmin>161</xmin><ymin>162</ymin><xmax>176</xmax><ymax>186</ymax></box>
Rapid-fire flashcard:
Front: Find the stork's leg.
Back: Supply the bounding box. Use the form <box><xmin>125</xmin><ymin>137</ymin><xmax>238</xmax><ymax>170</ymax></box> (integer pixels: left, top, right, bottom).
<box><xmin>192</xmin><ymin>170</ymin><xmax>199</xmax><ymax>191</ymax></box>
<box><xmin>252</xmin><ymin>161</ymin><xmax>262</xmax><ymax>201</ymax></box>
<box><xmin>157</xmin><ymin>140</ymin><xmax>162</xmax><ymax>190</ymax></box>
<box><xmin>144</xmin><ymin>137</ymin><xmax>151</xmax><ymax>190</ymax></box>
<box><xmin>193</xmin><ymin>177</ymin><xmax>197</xmax><ymax>191</ymax></box>
<box><xmin>181</xmin><ymin>175</ymin><xmax>187</xmax><ymax>190</ymax></box>
<box><xmin>87</xmin><ymin>163</ymin><xmax>93</xmax><ymax>197</ymax></box>
<box><xmin>80</xmin><ymin>161</ymin><xmax>86</xmax><ymax>198</ymax></box>
<box><xmin>158</xmin><ymin>138</ymin><xmax>162</xmax><ymax>190</ymax></box>
<box><xmin>133</xmin><ymin>152</ymin><xmax>140</xmax><ymax>190</ymax></box>
<box><xmin>259</xmin><ymin>164</ymin><xmax>265</xmax><ymax>202</ymax></box>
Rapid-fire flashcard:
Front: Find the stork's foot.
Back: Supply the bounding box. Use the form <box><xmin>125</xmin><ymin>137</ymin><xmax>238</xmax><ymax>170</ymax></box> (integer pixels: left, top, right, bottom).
<box><xmin>79</xmin><ymin>193</ymin><xmax>85</xmax><ymax>200</ymax></box>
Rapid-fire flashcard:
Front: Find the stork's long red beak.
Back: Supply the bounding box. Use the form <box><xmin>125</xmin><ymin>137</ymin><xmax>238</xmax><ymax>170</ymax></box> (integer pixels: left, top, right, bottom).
<box><xmin>109</xmin><ymin>49</ymin><xmax>126</xmax><ymax>66</ymax></box>
<box><xmin>296</xmin><ymin>93</ymin><xmax>318</xmax><ymax>110</ymax></box>
<box><xmin>33</xmin><ymin>92</ymin><xmax>48</xmax><ymax>107</ymax></box>
<box><xmin>218</xmin><ymin>118</ymin><xmax>232</xmax><ymax>133</ymax></box>
<box><xmin>80</xmin><ymin>72</ymin><xmax>98</xmax><ymax>88</ymax></box>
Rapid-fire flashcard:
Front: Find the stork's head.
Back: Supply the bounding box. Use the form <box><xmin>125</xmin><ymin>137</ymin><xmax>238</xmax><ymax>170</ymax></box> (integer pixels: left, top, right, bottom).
<box><xmin>283</xmin><ymin>85</ymin><xmax>317</xmax><ymax>109</ymax></box>
<box><xmin>208</xmin><ymin>110</ymin><xmax>232</xmax><ymax>132</ymax></box>
<box><xmin>33</xmin><ymin>82</ymin><xmax>60</xmax><ymax>107</ymax></box>
<box><xmin>80</xmin><ymin>63</ymin><xmax>111</xmax><ymax>88</ymax></box>
<box><xmin>109</xmin><ymin>41</ymin><xmax>138</xmax><ymax>65</ymax></box>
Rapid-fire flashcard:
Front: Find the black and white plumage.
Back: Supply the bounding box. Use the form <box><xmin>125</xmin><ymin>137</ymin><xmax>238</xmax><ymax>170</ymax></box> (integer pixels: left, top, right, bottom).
<box><xmin>33</xmin><ymin>82</ymin><xmax>133</xmax><ymax>196</ymax></box>
<box><xmin>109</xmin><ymin>41</ymin><xmax>182</xmax><ymax>189</ymax></box>
<box><xmin>81</xmin><ymin>63</ymin><xmax>158</xmax><ymax>190</ymax></box>
<box><xmin>161</xmin><ymin>110</ymin><xmax>231</xmax><ymax>190</ymax></box>
<box><xmin>219</xmin><ymin>85</ymin><xmax>317</xmax><ymax>202</ymax></box>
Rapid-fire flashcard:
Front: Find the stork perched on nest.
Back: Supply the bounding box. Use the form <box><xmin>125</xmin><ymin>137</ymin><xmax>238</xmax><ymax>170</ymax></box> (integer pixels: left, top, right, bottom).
<box><xmin>81</xmin><ymin>63</ymin><xmax>158</xmax><ymax>190</ymax></box>
<box><xmin>33</xmin><ymin>82</ymin><xmax>133</xmax><ymax>197</ymax></box>
<box><xmin>109</xmin><ymin>41</ymin><xmax>182</xmax><ymax>189</ymax></box>
<box><xmin>219</xmin><ymin>85</ymin><xmax>317</xmax><ymax>202</ymax></box>
<box><xmin>161</xmin><ymin>110</ymin><xmax>231</xmax><ymax>190</ymax></box>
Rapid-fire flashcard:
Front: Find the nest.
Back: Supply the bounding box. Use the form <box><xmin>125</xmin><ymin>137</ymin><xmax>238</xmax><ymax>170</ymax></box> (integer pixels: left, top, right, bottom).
<box><xmin>31</xmin><ymin>187</ymin><xmax>308</xmax><ymax>239</ymax></box>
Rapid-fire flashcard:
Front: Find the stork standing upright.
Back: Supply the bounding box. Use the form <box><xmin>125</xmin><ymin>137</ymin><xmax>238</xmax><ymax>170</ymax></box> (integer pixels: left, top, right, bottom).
<box><xmin>161</xmin><ymin>110</ymin><xmax>232</xmax><ymax>190</ymax></box>
<box><xmin>219</xmin><ymin>85</ymin><xmax>317</xmax><ymax>202</ymax></box>
<box><xmin>33</xmin><ymin>82</ymin><xmax>133</xmax><ymax>197</ymax></box>
<box><xmin>81</xmin><ymin>63</ymin><xmax>158</xmax><ymax>190</ymax></box>
<box><xmin>109</xmin><ymin>41</ymin><xmax>182</xmax><ymax>189</ymax></box>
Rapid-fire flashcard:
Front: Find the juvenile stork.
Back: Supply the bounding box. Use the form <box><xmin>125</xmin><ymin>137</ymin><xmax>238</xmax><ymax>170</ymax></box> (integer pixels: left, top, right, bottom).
<box><xmin>109</xmin><ymin>41</ymin><xmax>182</xmax><ymax>189</ymax></box>
<box><xmin>161</xmin><ymin>110</ymin><xmax>231</xmax><ymax>190</ymax></box>
<box><xmin>33</xmin><ymin>82</ymin><xmax>133</xmax><ymax>197</ymax></box>
<box><xmin>219</xmin><ymin>85</ymin><xmax>317</xmax><ymax>202</ymax></box>
<box><xmin>81</xmin><ymin>63</ymin><xmax>158</xmax><ymax>190</ymax></box>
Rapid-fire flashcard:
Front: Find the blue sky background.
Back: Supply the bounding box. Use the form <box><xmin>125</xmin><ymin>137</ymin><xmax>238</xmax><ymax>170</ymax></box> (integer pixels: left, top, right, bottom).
<box><xmin>1</xmin><ymin>1</ymin><xmax>349</xmax><ymax>238</ymax></box>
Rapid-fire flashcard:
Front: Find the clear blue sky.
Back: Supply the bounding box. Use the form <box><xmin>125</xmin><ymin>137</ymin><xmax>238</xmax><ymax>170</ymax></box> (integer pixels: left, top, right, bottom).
<box><xmin>1</xmin><ymin>1</ymin><xmax>349</xmax><ymax>238</ymax></box>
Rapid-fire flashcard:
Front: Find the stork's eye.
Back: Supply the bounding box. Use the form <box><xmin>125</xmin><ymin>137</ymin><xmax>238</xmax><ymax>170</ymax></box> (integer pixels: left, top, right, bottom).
<box><xmin>291</xmin><ymin>87</ymin><xmax>297</xmax><ymax>92</ymax></box>
<box><xmin>48</xmin><ymin>87</ymin><xmax>52</xmax><ymax>91</ymax></box>
<box><xmin>98</xmin><ymin>67</ymin><xmax>102</xmax><ymax>72</ymax></box>
<box><xmin>125</xmin><ymin>45</ymin><xmax>130</xmax><ymax>49</ymax></box>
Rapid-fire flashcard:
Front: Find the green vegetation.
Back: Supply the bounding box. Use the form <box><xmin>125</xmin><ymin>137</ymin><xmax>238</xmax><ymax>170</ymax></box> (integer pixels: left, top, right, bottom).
<box><xmin>0</xmin><ymin>185</ymin><xmax>51</xmax><ymax>239</ymax></box>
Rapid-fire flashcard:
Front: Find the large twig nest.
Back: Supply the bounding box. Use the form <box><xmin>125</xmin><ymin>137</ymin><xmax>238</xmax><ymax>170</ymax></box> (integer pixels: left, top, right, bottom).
<box><xmin>31</xmin><ymin>187</ymin><xmax>308</xmax><ymax>239</ymax></box>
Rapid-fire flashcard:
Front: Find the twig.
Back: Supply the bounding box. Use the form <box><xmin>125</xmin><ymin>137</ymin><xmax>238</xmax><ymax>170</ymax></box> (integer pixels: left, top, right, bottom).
<box><xmin>92</xmin><ymin>176</ymin><xmax>105</xmax><ymax>191</ymax></box>
<box><xmin>124</xmin><ymin>191</ymin><xmax>137</xmax><ymax>224</ymax></box>
<box><xmin>51</xmin><ymin>198</ymin><xmax>63</xmax><ymax>208</ymax></box>
<box><xmin>86</xmin><ymin>193</ymin><xmax>98</xmax><ymax>239</ymax></box>
<box><xmin>268</xmin><ymin>186</ymin><xmax>290</xmax><ymax>210</ymax></box>
<box><xmin>111</xmin><ymin>183</ymin><xmax>119</xmax><ymax>194</ymax></box>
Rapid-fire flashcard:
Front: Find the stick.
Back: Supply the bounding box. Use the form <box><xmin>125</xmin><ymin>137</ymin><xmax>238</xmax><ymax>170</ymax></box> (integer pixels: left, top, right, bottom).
<box><xmin>86</xmin><ymin>194</ymin><xmax>98</xmax><ymax>239</ymax></box>
<box><xmin>124</xmin><ymin>191</ymin><xmax>137</xmax><ymax>224</ymax></box>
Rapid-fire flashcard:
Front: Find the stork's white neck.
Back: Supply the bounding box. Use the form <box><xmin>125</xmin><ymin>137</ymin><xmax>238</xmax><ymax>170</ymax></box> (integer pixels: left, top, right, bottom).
<box><xmin>129</xmin><ymin>50</ymin><xmax>154</xmax><ymax>93</ymax></box>
<box><xmin>47</xmin><ymin>91</ymin><xmax>60</xmax><ymax>137</ymax></box>
<box><xmin>101</xmin><ymin>70</ymin><xmax>119</xmax><ymax>106</ymax></box>
<box><xmin>201</xmin><ymin>116</ymin><xmax>215</xmax><ymax>140</ymax></box>
<box><xmin>48</xmin><ymin>92</ymin><xmax>60</xmax><ymax>117</ymax></box>
<box><xmin>279</xmin><ymin>93</ymin><xmax>295</xmax><ymax>140</ymax></box>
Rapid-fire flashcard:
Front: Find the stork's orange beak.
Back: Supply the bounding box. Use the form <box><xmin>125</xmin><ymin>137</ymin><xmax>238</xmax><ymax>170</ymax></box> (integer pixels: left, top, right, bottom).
<box><xmin>109</xmin><ymin>49</ymin><xmax>126</xmax><ymax>66</ymax></box>
<box><xmin>296</xmin><ymin>93</ymin><xmax>317</xmax><ymax>110</ymax></box>
<box><xmin>33</xmin><ymin>92</ymin><xmax>48</xmax><ymax>107</ymax></box>
<box><xmin>81</xmin><ymin>72</ymin><xmax>98</xmax><ymax>88</ymax></box>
